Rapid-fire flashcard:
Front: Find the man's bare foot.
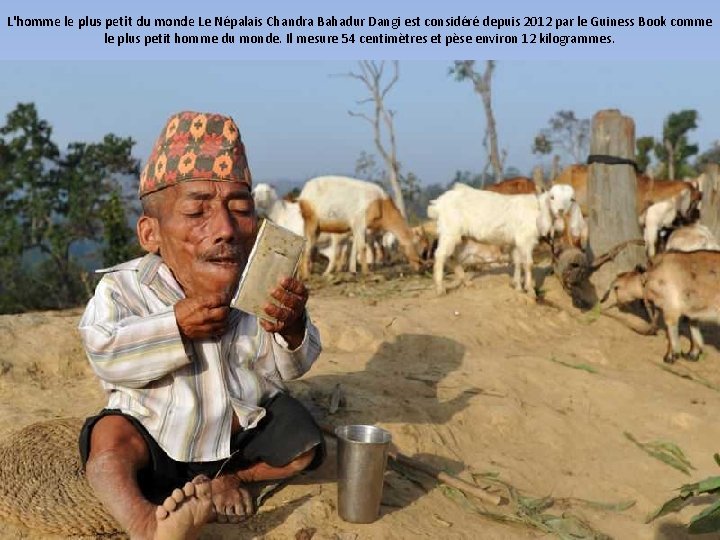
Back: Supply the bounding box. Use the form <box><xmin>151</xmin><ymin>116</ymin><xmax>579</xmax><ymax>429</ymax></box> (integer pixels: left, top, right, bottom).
<box><xmin>209</xmin><ymin>474</ymin><xmax>253</xmax><ymax>524</ymax></box>
<box><xmin>154</xmin><ymin>475</ymin><xmax>215</xmax><ymax>540</ymax></box>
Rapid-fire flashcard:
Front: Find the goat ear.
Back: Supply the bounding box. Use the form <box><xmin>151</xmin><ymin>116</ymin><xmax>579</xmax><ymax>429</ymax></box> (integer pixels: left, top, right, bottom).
<box><xmin>568</xmin><ymin>203</ymin><xmax>582</xmax><ymax>234</ymax></box>
<box><xmin>536</xmin><ymin>193</ymin><xmax>553</xmax><ymax>236</ymax></box>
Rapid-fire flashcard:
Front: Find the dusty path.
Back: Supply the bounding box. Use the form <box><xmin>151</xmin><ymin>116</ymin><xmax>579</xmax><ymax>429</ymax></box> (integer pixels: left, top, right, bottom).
<box><xmin>2</xmin><ymin>270</ymin><xmax>720</xmax><ymax>539</ymax></box>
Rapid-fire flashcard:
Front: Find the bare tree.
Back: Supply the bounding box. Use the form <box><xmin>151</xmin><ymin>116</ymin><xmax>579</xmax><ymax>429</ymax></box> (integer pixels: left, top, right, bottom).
<box><xmin>340</xmin><ymin>61</ymin><xmax>406</xmax><ymax>217</ymax></box>
<box><xmin>451</xmin><ymin>60</ymin><xmax>503</xmax><ymax>181</ymax></box>
<box><xmin>533</xmin><ymin>110</ymin><xmax>590</xmax><ymax>164</ymax></box>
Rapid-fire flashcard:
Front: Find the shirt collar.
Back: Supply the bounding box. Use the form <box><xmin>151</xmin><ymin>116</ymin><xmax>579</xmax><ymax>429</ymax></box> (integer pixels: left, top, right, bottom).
<box><xmin>138</xmin><ymin>253</ymin><xmax>185</xmax><ymax>305</ymax></box>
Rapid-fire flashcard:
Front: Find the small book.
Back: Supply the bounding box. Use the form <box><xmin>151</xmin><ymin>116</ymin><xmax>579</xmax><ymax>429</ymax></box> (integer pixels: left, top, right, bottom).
<box><xmin>231</xmin><ymin>219</ymin><xmax>305</xmax><ymax>323</ymax></box>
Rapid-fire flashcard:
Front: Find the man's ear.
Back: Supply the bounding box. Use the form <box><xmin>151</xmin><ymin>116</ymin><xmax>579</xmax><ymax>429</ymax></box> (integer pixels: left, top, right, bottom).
<box><xmin>137</xmin><ymin>215</ymin><xmax>161</xmax><ymax>254</ymax></box>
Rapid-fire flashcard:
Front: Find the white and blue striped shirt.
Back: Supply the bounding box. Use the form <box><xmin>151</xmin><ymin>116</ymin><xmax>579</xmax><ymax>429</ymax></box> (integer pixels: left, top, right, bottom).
<box><xmin>78</xmin><ymin>253</ymin><xmax>321</xmax><ymax>462</ymax></box>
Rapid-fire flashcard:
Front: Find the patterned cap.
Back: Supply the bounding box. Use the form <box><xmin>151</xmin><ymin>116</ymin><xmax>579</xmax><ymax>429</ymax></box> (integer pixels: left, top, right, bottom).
<box><xmin>139</xmin><ymin>111</ymin><xmax>251</xmax><ymax>198</ymax></box>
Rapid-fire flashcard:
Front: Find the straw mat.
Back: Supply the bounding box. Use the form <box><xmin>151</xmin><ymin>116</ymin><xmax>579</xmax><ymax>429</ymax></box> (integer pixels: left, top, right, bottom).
<box><xmin>0</xmin><ymin>417</ymin><xmax>122</xmax><ymax>537</ymax></box>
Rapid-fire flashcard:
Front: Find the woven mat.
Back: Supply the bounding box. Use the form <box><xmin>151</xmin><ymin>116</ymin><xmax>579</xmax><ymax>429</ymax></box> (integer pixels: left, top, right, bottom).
<box><xmin>0</xmin><ymin>417</ymin><xmax>123</xmax><ymax>537</ymax></box>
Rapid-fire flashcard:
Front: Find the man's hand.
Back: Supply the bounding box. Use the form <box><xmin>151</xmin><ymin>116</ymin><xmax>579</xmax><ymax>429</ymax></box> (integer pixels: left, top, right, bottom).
<box><xmin>175</xmin><ymin>295</ymin><xmax>230</xmax><ymax>340</ymax></box>
<box><xmin>260</xmin><ymin>277</ymin><xmax>309</xmax><ymax>349</ymax></box>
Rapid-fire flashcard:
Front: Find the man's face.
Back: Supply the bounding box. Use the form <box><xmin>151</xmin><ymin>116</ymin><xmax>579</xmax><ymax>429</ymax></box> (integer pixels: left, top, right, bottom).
<box><xmin>141</xmin><ymin>180</ymin><xmax>257</xmax><ymax>299</ymax></box>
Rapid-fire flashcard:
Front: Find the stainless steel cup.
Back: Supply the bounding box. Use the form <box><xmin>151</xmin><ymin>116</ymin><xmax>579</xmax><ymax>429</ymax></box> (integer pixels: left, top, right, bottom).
<box><xmin>335</xmin><ymin>424</ymin><xmax>392</xmax><ymax>523</ymax></box>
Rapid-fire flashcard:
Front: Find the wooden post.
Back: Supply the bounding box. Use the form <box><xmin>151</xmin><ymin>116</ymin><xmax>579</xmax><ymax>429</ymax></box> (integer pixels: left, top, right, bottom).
<box><xmin>587</xmin><ymin>110</ymin><xmax>645</xmax><ymax>298</ymax></box>
<box><xmin>700</xmin><ymin>163</ymin><xmax>720</xmax><ymax>237</ymax></box>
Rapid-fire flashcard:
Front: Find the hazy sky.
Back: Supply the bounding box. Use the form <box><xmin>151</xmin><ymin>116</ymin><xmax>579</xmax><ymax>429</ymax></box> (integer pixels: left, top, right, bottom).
<box><xmin>1</xmin><ymin>60</ymin><xmax>718</xmax><ymax>186</ymax></box>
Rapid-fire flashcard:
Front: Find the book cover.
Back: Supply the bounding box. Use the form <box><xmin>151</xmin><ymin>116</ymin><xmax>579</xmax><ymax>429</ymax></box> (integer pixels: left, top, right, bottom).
<box><xmin>231</xmin><ymin>220</ymin><xmax>305</xmax><ymax>322</ymax></box>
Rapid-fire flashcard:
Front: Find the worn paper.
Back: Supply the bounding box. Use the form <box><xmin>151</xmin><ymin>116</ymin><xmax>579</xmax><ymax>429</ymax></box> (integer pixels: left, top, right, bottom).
<box><xmin>231</xmin><ymin>220</ymin><xmax>305</xmax><ymax>322</ymax></box>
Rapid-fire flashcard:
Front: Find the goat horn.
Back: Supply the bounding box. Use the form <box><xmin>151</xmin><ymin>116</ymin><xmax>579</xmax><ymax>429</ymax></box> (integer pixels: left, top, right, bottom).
<box><xmin>588</xmin><ymin>238</ymin><xmax>645</xmax><ymax>274</ymax></box>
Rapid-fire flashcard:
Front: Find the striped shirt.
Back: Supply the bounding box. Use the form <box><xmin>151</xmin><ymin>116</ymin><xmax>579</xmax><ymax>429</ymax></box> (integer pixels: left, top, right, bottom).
<box><xmin>78</xmin><ymin>253</ymin><xmax>322</xmax><ymax>463</ymax></box>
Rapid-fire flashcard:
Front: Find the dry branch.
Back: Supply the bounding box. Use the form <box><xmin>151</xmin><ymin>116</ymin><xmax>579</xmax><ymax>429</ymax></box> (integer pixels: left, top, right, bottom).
<box><xmin>341</xmin><ymin>61</ymin><xmax>406</xmax><ymax>217</ymax></box>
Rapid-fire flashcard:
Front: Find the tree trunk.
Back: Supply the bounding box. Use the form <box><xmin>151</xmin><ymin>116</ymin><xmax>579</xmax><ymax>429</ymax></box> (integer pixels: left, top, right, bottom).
<box><xmin>475</xmin><ymin>62</ymin><xmax>503</xmax><ymax>182</ymax></box>
<box><xmin>551</xmin><ymin>154</ymin><xmax>560</xmax><ymax>182</ymax></box>
<box><xmin>700</xmin><ymin>163</ymin><xmax>720</xmax><ymax>238</ymax></box>
<box><xmin>664</xmin><ymin>138</ymin><xmax>675</xmax><ymax>180</ymax></box>
<box><xmin>346</xmin><ymin>61</ymin><xmax>407</xmax><ymax>218</ymax></box>
<box><xmin>532</xmin><ymin>165</ymin><xmax>545</xmax><ymax>190</ymax></box>
<box><xmin>587</xmin><ymin>110</ymin><xmax>645</xmax><ymax>299</ymax></box>
<box><xmin>380</xmin><ymin>108</ymin><xmax>406</xmax><ymax>218</ymax></box>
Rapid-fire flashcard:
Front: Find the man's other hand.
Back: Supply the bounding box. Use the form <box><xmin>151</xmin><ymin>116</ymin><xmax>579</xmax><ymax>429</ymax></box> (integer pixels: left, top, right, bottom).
<box><xmin>175</xmin><ymin>295</ymin><xmax>230</xmax><ymax>340</ymax></box>
<box><xmin>261</xmin><ymin>277</ymin><xmax>309</xmax><ymax>349</ymax></box>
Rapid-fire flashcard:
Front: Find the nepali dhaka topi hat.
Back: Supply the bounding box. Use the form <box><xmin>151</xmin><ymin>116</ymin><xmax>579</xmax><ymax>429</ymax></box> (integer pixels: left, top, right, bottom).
<box><xmin>139</xmin><ymin>111</ymin><xmax>251</xmax><ymax>198</ymax></box>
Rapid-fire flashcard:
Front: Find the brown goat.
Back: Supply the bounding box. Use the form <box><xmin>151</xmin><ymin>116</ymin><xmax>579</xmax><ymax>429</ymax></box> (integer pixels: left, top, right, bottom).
<box><xmin>485</xmin><ymin>177</ymin><xmax>538</xmax><ymax>195</ymax></box>
<box><xmin>297</xmin><ymin>176</ymin><xmax>421</xmax><ymax>278</ymax></box>
<box><xmin>604</xmin><ymin>251</ymin><xmax>720</xmax><ymax>363</ymax></box>
<box><xmin>554</xmin><ymin>164</ymin><xmax>700</xmax><ymax>216</ymax></box>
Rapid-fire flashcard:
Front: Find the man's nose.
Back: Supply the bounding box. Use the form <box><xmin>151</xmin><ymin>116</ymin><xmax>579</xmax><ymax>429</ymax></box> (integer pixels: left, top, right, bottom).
<box><xmin>210</xmin><ymin>207</ymin><xmax>236</xmax><ymax>243</ymax></box>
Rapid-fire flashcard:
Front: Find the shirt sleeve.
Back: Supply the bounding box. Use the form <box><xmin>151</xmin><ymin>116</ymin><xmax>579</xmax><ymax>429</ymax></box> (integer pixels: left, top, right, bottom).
<box><xmin>268</xmin><ymin>312</ymin><xmax>322</xmax><ymax>380</ymax></box>
<box><xmin>78</xmin><ymin>275</ymin><xmax>191</xmax><ymax>388</ymax></box>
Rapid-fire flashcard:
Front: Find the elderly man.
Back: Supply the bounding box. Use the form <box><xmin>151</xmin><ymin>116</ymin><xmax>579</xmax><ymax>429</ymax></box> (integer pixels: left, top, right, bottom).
<box><xmin>78</xmin><ymin>111</ymin><xmax>324</xmax><ymax>540</ymax></box>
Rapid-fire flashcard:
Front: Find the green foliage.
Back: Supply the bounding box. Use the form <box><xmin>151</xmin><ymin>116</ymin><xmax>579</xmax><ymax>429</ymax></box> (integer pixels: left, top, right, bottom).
<box><xmin>624</xmin><ymin>432</ymin><xmax>695</xmax><ymax>475</ymax></box>
<box><xmin>532</xmin><ymin>110</ymin><xmax>590</xmax><ymax>163</ymax></box>
<box><xmin>653</xmin><ymin>109</ymin><xmax>699</xmax><ymax>179</ymax></box>
<box><xmin>354</xmin><ymin>150</ymin><xmax>426</xmax><ymax>221</ymax></box>
<box><xmin>399</xmin><ymin>170</ymin><xmax>424</xmax><ymax>224</ymax></box>
<box><xmin>354</xmin><ymin>150</ymin><xmax>385</xmax><ymax>183</ymax></box>
<box><xmin>635</xmin><ymin>136</ymin><xmax>655</xmax><ymax>174</ymax></box>
<box><xmin>101</xmin><ymin>190</ymin><xmax>142</xmax><ymax>266</ymax></box>
<box><xmin>660</xmin><ymin>364</ymin><xmax>720</xmax><ymax>392</ymax></box>
<box><xmin>0</xmin><ymin>102</ymin><xmax>140</xmax><ymax>313</ymax></box>
<box><xmin>532</xmin><ymin>134</ymin><xmax>553</xmax><ymax>156</ymax></box>
<box><xmin>438</xmin><ymin>471</ymin><xmax>632</xmax><ymax>539</ymax></box>
<box><xmin>647</xmin><ymin>464</ymin><xmax>720</xmax><ymax>534</ymax></box>
<box><xmin>548</xmin><ymin>356</ymin><xmax>598</xmax><ymax>374</ymax></box>
<box><xmin>696</xmin><ymin>140</ymin><xmax>720</xmax><ymax>170</ymax></box>
<box><xmin>449</xmin><ymin>60</ymin><xmax>488</xmax><ymax>82</ymax></box>
<box><xmin>663</xmin><ymin>110</ymin><xmax>699</xmax><ymax>151</ymax></box>
<box><xmin>0</xmin><ymin>257</ymin><xmax>93</xmax><ymax>313</ymax></box>
<box><xmin>449</xmin><ymin>169</ymin><xmax>493</xmax><ymax>189</ymax></box>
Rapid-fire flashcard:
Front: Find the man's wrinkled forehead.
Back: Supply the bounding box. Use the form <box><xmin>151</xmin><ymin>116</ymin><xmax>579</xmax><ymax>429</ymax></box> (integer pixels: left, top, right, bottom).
<box><xmin>176</xmin><ymin>181</ymin><xmax>252</xmax><ymax>202</ymax></box>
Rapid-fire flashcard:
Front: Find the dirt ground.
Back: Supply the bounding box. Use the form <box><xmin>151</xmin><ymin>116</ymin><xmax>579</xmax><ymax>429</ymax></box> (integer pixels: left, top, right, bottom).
<box><xmin>2</xmin><ymin>264</ymin><xmax>720</xmax><ymax>540</ymax></box>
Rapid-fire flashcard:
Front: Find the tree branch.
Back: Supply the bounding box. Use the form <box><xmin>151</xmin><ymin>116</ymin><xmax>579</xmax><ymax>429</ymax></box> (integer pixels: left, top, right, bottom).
<box><xmin>340</xmin><ymin>60</ymin><xmax>407</xmax><ymax>217</ymax></box>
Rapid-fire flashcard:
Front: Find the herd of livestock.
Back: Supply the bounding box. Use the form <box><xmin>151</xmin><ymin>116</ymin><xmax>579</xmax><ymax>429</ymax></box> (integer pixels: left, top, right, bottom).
<box><xmin>251</xmin><ymin>167</ymin><xmax>720</xmax><ymax>364</ymax></box>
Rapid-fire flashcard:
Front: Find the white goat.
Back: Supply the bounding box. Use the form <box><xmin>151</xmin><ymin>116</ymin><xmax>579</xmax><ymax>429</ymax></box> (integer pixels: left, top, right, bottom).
<box><xmin>253</xmin><ymin>183</ymin><xmax>363</xmax><ymax>276</ymax></box>
<box><xmin>251</xmin><ymin>183</ymin><xmax>278</xmax><ymax>219</ymax></box>
<box><xmin>251</xmin><ymin>183</ymin><xmax>305</xmax><ymax>236</ymax></box>
<box><xmin>298</xmin><ymin>176</ymin><xmax>421</xmax><ymax>278</ymax></box>
<box><xmin>639</xmin><ymin>188</ymin><xmax>697</xmax><ymax>257</ymax></box>
<box><xmin>428</xmin><ymin>183</ymin><xmax>576</xmax><ymax>295</ymax></box>
<box><xmin>552</xmin><ymin>200</ymin><xmax>588</xmax><ymax>250</ymax></box>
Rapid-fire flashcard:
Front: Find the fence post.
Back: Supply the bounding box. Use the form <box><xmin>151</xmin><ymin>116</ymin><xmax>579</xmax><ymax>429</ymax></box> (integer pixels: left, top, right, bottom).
<box><xmin>587</xmin><ymin>109</ymin><xmax>645</xmax><ymax>297</ymax></box>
